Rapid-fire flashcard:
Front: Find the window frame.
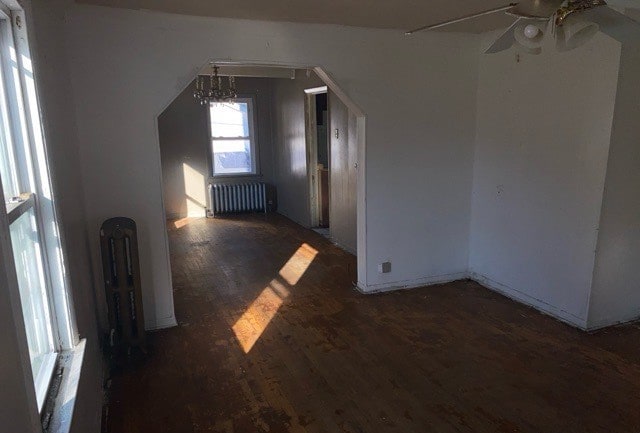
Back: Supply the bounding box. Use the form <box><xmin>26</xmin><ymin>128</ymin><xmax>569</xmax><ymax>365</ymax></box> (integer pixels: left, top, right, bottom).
<box><xmin>0</xmin><ymin>6</ymin><xmax>75</xmax><ymax>414</ymax></box>
<box><xmin>209</xmin><ymin>96</ymin><xmax>258</xmax><ymax>177</ymax></box>
<box><xmin>6</xmin><ymin>192</ymin><xmax>58</xmax><ymax>411</ymax></box>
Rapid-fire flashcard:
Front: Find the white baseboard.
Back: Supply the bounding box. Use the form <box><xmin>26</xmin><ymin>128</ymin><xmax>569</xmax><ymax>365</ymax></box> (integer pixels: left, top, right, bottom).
<box><xmin>585</xmin><ymin>310</ymin><xmax>640</xmax><ymax>331</ymax></box>
<box><xmin>357</xmin><ymin>271</ymin><xmax>469</xmax><ymax>294</ymax></box>
<box><xmin>145</xmin><ymin>315</ymin><xmax>178</xmax><ymax>331</ymax></box>
<box><xmin>356</xmin><ymin>270</ymin><xmax>590</xmax><ymax>330</ymax></box>
<box><xmin>330</xmin><ymin>238</ymin><xmax>356</xmax><ymax>256</ymax></box>
<box><xmin>469</xmin><ymin>272</ymin><xmax>588</xmax><ymax>330</ymax></box>
<box><xmin>276</xmin><ymin>210</ymin><xmax>310</xmax><ymax>229</ymax></box>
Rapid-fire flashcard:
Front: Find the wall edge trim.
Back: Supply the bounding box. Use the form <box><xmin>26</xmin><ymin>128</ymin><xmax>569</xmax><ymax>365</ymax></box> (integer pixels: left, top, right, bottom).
<box><xmin>356</xmin><ymin>271</ymin><xmax>468</xmax><ymax>294</ymax></box>
<box><xmin>357</xmin><ymin>270</ymin><xmax>591</xmax><ymax>331</ymax></box>
<box><xmin>469</xmin><ymin>272</ymin><xmax>588</xmax><ymax>330</ymax></box>
<box><xmin>586</xmin><ymin>311</ymin><xmax>640</xmax><ymax>332</ymax></box>
<box><xmin>145</xmin><ymin>315</ymin><xmax>178</xmax><ymax>331</ymax></box>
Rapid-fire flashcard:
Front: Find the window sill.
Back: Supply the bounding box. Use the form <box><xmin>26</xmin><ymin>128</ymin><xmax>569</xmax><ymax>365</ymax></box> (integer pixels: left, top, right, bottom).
<box><xmin>36</xmin><ymin>352</ymin><xmax>58</xmax><ymax>412</ymax></box>
<box><xmin>210</xmin><ymin>173</ymin><xmax>261</xmax><ymax>179</ymax></box>
<box><xmin>46</xmin><ymin>339</ymin><xmax>86</xmax><ymax>433</ymax></box>
<box><xmin>6</xmin><ymin>193</ymin><xmax>34</xmax><ymax>224</ymax></box>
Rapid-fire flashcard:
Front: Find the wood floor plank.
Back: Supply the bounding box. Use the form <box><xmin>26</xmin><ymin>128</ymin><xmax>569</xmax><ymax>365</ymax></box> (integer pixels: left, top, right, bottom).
<box><xmin>107</xmin><ymin>214</ymin><xmax>640</xmax><ymax>433</ymax></box>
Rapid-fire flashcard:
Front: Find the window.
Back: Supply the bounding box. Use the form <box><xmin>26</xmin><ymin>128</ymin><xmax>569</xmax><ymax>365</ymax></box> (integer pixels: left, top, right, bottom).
<box><xmin>209</xmin><ymin>98</ymin><xmax>257</xmax><ymax>175</ymax></box>
<box><xmin>0</xmin><ymin>7</ymin><xmax>72</xmax><ymax>412</ymax></box>
<box><xmin>9</xmin><ymin>203</ymin><xmax>57</xmax><ymax>400</ymax></box>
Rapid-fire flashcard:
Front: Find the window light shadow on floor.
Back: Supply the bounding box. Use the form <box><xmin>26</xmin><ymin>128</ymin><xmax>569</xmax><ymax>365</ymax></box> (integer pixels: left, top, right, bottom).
<box><xmin>173</xmin><ymin>217</ymin><xmax>192</xmax><ymax>229</ymax></box>
<box><xmin>232</xmin><ymin>243</ymin><xmax>318</xmax><ymax>353</ymax></box>
<box><xmin>182</xmin><ymin>162</ymin><xmax>207</xmax><ymax>216</ymax></box>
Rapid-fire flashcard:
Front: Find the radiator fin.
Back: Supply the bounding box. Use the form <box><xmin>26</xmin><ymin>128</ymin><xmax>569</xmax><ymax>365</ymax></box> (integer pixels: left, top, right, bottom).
<box><xmin>209</xmin><ymin>182</ymin><xmax>267</xmax><ymax>216</ymax></box>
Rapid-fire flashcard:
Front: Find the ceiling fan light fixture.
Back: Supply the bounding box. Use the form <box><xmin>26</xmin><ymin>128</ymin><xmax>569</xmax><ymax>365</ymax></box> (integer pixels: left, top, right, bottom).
<box><xmin>523</xmin><ymin>24</ymin><xmax>541</xmax><ymax>38</ymax></box>
<box><xmin>514</xmin><ymin>22</ymin><xmax>545</xmax><ymax>54</ymax></box>
<box><xmin>484</xmin><ymin>18</ymin><xmax>523</xmax><ymax>54</ymax></box>
<box><xmin>556</xmin><ymin>15</ymin><xmax>599</xmax><ymax>51</ymax></box>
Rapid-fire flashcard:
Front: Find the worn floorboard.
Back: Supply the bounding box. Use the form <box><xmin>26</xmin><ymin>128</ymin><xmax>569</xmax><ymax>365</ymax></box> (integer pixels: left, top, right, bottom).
<box><xmin>107</xmin><ymin>213</ymin><xmax>640</xmax><ymax>433</ymax></box>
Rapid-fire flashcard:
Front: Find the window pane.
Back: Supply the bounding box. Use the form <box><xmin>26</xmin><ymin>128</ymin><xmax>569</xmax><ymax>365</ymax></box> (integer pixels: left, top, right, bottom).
<box><xmin>210</xmin><ymin>102</ymin><xmax>249</xmax><ymax>138</ymax></box>
<box><xmin>9</xmin><ymin>207</ymin><xmax>55</xmax><ymax>381</ymax></box>
<box><xmin>212</xmin><ymin>139</ymin><xmax>252</xmax><ymax>174</ymax></box>
<box><xmin>0</xmin><ymin>71</ymin><xmax>18</xmax><ymax>202</ymax></box>
<box><xmin>0</xmin><ymin>125</ymin><xmax>16</xmax><ymax>202</ymax></box>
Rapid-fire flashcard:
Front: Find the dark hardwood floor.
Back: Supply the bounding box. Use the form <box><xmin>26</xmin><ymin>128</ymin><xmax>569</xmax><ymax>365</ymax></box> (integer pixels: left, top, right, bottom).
<box><xmin>107</xmin><ymin>213</ymin><xmax>640</xmax><ymax>433</ymax></box>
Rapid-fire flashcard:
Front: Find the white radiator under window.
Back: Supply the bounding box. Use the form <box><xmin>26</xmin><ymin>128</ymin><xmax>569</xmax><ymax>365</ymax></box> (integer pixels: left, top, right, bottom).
<box><xmin>208</xmin><ymin>182</ymin><xmax>267</xmax><ymax>217</ymax></box>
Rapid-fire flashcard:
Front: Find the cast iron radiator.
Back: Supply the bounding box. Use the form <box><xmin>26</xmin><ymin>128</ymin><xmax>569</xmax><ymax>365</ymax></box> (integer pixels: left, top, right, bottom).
<box><xmin>208</xmin><ymin>182</ymin><xmax>267</xmax><ymax>216</ymax></box>
<box><xmin>100</xmin><ymin>217</ymin><xmax>145</xmax><ymax>352</ymax></box>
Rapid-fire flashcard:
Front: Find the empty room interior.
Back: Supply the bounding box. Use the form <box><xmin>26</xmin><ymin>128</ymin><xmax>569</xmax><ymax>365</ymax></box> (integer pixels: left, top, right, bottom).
<box><xmin>1</xmin><ymin>0</ymin><xmax>640</xmax><ymax>432</ymax></box>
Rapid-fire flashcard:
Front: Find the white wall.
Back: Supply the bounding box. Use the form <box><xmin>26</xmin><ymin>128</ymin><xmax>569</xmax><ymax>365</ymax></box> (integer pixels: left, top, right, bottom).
<box><xmin>469</xmin><ymin>34</ymin><xmax>621</xmax><ymax>327</ymax></box>
<box><xmin>362</xmin><ymin>51</ymin><xmax>478</xmax><ymax>291</ymax></box>
<box><xmin>272</xmin><ymin>71</ymin><xmax>324</xmax><ymax>226</ymax></box>
<box><xmin>12</xmin><ymin>4</ymin><xmax>640</xmax><ymax>433</ymax></box>
<box><xmin>160</xmin><ymin>71</ymin><xmax>359</xmax><ymax>254</ymax></box>
<box><xmin>13</xmin><ymin>2</ymin><xmax>104</xmax><ymax>433</ymax></box>
<box><xmin>329</xmin><ymin>90</ymin><xmax>357</xmax><ymax>253</ymax></box>
<box><xmin>588</xmin><ymin>40</ymin><xmax>640</xmax><ymax>329</ymax></box>
<box><xmin>61</xmin><ymin>2</ymin><xmax>479</xmax><ymax>324</ymax></box>
<box><xmin>158</xmin><ymin>79</ymin><xmax>209</xmax><ymax>219</ymax></box>
<box><xmin>271</xmin><ymin>77</ymin><xmax>357</xmax><ymax>252</ymax></box>
<box><xmin>159</xmin><ymin>77</ymin><xmax>276</xmax><ymax>219</ymax></box>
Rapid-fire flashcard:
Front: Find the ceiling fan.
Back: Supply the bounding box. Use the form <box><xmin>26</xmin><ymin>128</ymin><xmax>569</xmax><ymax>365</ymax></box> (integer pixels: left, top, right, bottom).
<box><xmin>405</xmin><ymin>0</ymin><xmax>640</xmax><ymax>55</ymax></box>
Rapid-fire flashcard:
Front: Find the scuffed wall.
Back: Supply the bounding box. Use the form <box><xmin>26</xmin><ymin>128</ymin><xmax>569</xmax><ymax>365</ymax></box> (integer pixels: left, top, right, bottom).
<box><xmin>469</xmin><ymin>33</ymin><xmax>621</xmax><ymax>327</ymax></box>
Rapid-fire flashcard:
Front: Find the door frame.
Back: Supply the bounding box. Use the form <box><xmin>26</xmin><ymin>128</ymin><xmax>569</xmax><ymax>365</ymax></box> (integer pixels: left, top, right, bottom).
<box><xmin>304</xmin><ymin>85</ymin><xmax>328</xmax><ymax>228</ymax></box>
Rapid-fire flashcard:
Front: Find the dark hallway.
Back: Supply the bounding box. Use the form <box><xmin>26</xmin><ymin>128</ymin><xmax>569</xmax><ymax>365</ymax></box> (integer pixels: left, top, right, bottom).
<box><xmin>106</xmin><ymin>214</ymin><xmax>640</xmax><ymax>433</ymax></box>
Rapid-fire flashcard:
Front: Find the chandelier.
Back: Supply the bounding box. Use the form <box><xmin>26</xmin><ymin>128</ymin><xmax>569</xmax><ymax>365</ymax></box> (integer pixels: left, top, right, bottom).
<box><xmin>193</xmin><ymin>64</ymin><xmax>237</xmax><ymax>105</ymax></box>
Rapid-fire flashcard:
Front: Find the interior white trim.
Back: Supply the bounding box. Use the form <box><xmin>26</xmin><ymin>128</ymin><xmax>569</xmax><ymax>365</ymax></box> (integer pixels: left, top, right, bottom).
<box><xmin>146</xmin><ymin>315</ymin><xmax>178</xmax><ymax>330</ymax></box>
<box><xmin>357</xmin><ymin>271</ymin><xmax>469</xmax><ymax>294</ymax></box>
<box><xmin>586</xmin><ymin>310</ymin><xmax>640</xmax><ymax>331</ymax></box>
<box><xmin>47</xmin><ymin>339</ymin><xmax>86</xmax><ymax>433</ymax></box>
<box><xmin>469</xmin><ymin>272</ymin><xmax>588</xmax><ymax>329</ymax></box>
<box><xmin>304</xmin><ymin>86</ymin><xmax>327</xmax><ymax>95</ymax></box>
<box><xmin>358</xmin><ymin>269</ymin><xmax>592</xmax><ymax>330</ymax></box>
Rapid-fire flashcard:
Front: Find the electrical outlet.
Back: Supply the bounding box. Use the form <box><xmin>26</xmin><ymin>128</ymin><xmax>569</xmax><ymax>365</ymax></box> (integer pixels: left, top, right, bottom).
<box><xmin>378</xmin><ymin>261</ymin><xmax>391</xmax><ymax>274</ymax></box>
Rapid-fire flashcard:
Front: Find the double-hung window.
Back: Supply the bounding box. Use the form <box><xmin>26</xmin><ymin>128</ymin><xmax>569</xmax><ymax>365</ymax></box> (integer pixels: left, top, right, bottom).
<box><xmin>209</xmin><ymin>98</ymin><xmax>257</xmax><ymax>176</ymax></box>
<box><xmin>0</xmin><ymin>6</ymin><xmax>73</xmax><ymax>412</ymax></box>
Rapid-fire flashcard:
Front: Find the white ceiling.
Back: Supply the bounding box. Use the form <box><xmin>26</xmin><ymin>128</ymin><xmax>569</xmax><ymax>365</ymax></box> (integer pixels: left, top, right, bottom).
<box><xmin>75</xmin><ymin>0</ymin><xmax>640</xmax><ymax>33</ymax></box>
<box><xmin>74</xmin><ymin>0</ymin><xmax>518</xmax><ymax>33</ymax></box>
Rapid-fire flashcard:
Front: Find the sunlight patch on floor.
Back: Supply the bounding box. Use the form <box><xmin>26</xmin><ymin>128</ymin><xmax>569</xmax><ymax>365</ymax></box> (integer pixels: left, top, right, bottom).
<box><xmin>183</xmin><ymin>162</ymin><xmax>207</xmax><ymax>217</ymax></box>
<box><xmin>279</xmin><ymin>243</ymin><xmax>318</xmax><ymax>286</ymax></box>
<box><xmin>233</xmin><ymin>243</ymin><xmax>318</xmax><ymax>353</ymax></box>
<box><xmin>232</xmin><ymin>282</ymin><xmax>284</xmax><ymax>353</ymax></box>
<box><xmin>173</xmin><ymin>217</ymin><xmax>192</xmax><ymax>229</ymax></box>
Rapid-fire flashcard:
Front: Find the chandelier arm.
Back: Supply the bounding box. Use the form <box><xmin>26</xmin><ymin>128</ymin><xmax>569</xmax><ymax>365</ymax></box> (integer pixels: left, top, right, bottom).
<box><xmin>193</xmin><ymin>64</ymin><xmax>238</xmax><ymax>104</ymax></box>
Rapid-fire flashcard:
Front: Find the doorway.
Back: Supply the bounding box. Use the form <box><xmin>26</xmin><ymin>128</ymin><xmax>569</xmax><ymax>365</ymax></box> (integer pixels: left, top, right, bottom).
<box><xmin>305</xmin><ymin>86</ymin><xmax>329</xmax><ymax>234</ymax></box>
<box><xmin>315</xmin><ymin>92</ymin><xmax>330</xmax><ymax>229</ymax></box>
<box><xmin>157</xmin><ymin>63</ymin><xmax>367</xmax><ymax>297</ymax></box>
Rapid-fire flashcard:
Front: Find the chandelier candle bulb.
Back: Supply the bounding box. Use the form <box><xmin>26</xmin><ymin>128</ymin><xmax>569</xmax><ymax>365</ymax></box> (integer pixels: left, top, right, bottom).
<box><xmin>194</xmin><ymin>64</ymin><xmax>238</xmax><ymax>105</ymax></box>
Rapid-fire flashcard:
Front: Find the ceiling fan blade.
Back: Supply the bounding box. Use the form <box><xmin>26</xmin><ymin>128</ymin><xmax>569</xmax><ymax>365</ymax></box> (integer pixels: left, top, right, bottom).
<box><xmin>484</xmin><ymin>18</ymin><xmax>522</xmax><ymax>53</ymax></box>
<box><xmin>405</xmin><ymin>3</ymin><xmax>517</xmax><ymax>35</ymax></box>
<box><xmin>581</xmin><ymin>6</ymin><xmax>640</xmax><ymax>42</ymax></box>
